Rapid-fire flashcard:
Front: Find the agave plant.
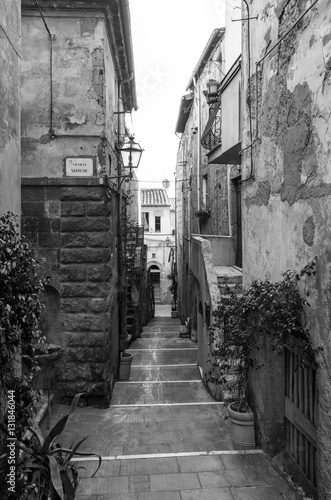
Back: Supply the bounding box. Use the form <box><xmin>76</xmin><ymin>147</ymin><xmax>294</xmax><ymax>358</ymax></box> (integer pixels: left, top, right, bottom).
<box><xmin>16</xmin><ymin>393</ymin><xmax>101</xmax><ymax>500</ymax></box>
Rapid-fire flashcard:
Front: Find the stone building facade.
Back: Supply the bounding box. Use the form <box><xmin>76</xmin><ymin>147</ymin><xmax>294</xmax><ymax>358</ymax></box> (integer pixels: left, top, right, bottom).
<box><xmin>20</xmin><ymin>0</ymin><xmax>140</xmax><ymax>406</ymax></box>
<box><xmin>240</xmin><ymin>1</ymin><xmax>331</xmax><ymax>497</ymax></box>
<box><xmin>0</xmin><ymin>0</ymin><xmax>21</xmax><ymax>216</ymax></box>
<box><xmin>141</xmin><ymin>188</ymin><xmax>175</xmax><ymax>304</ymax></box>
<box><xmin>175</xmin><ymin>1</ymin><xmax>242</xmax><ymax>376</ymax></box>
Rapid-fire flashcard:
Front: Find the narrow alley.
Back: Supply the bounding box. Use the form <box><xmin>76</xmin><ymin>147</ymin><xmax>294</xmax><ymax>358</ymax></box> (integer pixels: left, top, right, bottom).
<box><xmin>47</xmin><ymin>307</ymin><xmax>303</xmax><ymax>499</ymax></box>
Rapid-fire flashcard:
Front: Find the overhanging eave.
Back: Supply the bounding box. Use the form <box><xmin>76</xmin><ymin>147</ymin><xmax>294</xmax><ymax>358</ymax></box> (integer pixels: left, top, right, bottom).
<box><xmin>207</xmin><ymin>142</ymin><xmax>242</xmax><ymax>165</ymax></box>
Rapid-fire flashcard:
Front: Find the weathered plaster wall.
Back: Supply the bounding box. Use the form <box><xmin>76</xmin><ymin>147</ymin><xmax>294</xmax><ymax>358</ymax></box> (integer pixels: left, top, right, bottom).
<box><xmin>21</xmin><ymin>11</ymin><xmax>111</xmax><ymax>177</ymax></box>
<box><xmin>241</xmin><ymin>0</ymin><xmax>331</xmax><ymax>496</ymax></box>
<box><xmin>104</xmin><ymin>25</ymin><xmax>117</xmax><ymax>154</ymax></box>
<box><xmin>0</xmin><ymin>0</ymin><xmax>21</xmax><ymax>216</ymax></box>
<box><xmin>191</xmin><ymin>236</ymin><xmax>222</xmax><ymax>377</ymax></box>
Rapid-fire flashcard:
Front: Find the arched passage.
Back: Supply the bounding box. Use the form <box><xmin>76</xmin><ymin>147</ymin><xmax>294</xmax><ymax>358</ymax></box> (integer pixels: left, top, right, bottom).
<box><xmin>149</xmin><ymin>264</ymin><xmax>161</xmax><ymax>303</ymax></box>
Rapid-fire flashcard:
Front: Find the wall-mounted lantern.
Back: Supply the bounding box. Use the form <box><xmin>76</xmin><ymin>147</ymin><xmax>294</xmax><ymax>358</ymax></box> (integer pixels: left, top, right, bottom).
<box><xmin>203</xmin><ymin>79</ymin><xmax>220</xmax><ymax>106</ymax></box>
<box><xmin>118</xmin><ymin>135</ymin><xmax>144</xmax><ymax>171</ymax></box>
<box><xmin>106</xmin><ymin>135</ymin><xmax>144</xmax><ymax>190</ymax></box>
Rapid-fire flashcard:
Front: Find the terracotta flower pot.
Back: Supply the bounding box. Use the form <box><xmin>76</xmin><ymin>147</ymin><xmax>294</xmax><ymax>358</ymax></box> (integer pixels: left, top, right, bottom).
<box><xmin>227</xmin><ymin>402</ymin><xmax>255</xmax><ymax>450</ymax></box>
<box><xmin>119</xmin><ymin>352</ymin><xmax>133</xmax><ymax>380</ymax></box>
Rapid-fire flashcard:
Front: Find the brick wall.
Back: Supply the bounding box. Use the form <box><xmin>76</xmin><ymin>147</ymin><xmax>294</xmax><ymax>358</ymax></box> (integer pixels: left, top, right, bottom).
<box><xmin>22</xmin><ymin>178</ymin><xmax>119</xmax><ymax>407</ymax></box>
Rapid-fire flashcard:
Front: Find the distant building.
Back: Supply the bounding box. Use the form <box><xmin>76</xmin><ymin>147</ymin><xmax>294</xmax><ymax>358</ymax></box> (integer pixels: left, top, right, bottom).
<box><xmin>141</xmin><ymin>188</ymin><xmax>175</xmax><ymax>304</ymax></box>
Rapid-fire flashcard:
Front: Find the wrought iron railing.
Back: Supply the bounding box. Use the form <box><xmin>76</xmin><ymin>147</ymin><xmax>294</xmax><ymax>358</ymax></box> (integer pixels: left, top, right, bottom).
<box><xmin>200</xmin><ymin>104</ymin><xmax>222</xmax><ymax>151</ymax></box>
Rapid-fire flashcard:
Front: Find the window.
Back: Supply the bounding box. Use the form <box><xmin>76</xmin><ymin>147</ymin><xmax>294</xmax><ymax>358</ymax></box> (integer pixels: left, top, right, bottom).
<box><xmin>142</xmin><ymin>212</ymin><xmax>149</xmax><ymax>231</ymax></box>
<box><xmin>155</xmin><ymin>216</ymin><xmax>161</xmax><ymax>232</ymax></box>
<box><xmin>202</xmin><ymin>175</ymin><xmax>208</xmax><ymax>209</ymax></box>
<box><xmin>152</xmin><ymin>253</ymin><xmax>156</xmax><ymax>258</ymax></box>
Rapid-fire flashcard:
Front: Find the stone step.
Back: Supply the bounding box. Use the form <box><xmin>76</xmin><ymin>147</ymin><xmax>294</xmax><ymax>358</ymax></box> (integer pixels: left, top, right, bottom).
<box><xmin>149</xmin><ymin>318</ymin><xmax>180</xmax><ymax>323</ymax></box>
<box><xmin>217</xmin><ymin>275</ymin><xmax>242</xmax><ymax>285</ymax></box>
<box><xmin>111</xmin><ymin>381</ymin><xmax>213</xmax><ymax>405</ymax></box>
<box><xmin>218</xmin><ymin>282</ymin><xmax>243</xmax><ymax>295</ymax></box>
<box><xmin>141</xmin><ymin>331</ymin><xmax>182</xmax><ymax>339</ymax></box>
<box><xmin>142</xmin><ymin>326</ymin><xmax>180</xmax><ymax>333</ymax></box>
<box><xmin>133</xmin><ymin>338</ymin><xmax>194</xmax><ymax>349</ymax></box>
<box><xmin>128</xmin><ymin>364</ymin><xmax>201</xmax><ymax>381</ymax></box>
<box><xmin>127</xmin><ymin>348</ymin><xmax>197</xmax><ymax>366</ymax></box>
<box><xmin>215</xmin><ymin>265</ymin><xmax>243</xmax><ymax>286</ymax></box>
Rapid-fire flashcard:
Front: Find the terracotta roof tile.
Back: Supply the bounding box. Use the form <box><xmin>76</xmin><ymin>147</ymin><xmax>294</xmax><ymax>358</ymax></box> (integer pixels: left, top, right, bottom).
<box><xmin>141</xmin><ymin>189</ymin><xmax>170</xmax><ymax>206</ymax></box>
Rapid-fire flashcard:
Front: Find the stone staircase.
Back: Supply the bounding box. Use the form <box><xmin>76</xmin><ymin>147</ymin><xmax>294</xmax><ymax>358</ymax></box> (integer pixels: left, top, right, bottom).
<box><xmin>215</xmin><ymin>265</ymin><xmax>243</xmax><ymax>295</ymax></box>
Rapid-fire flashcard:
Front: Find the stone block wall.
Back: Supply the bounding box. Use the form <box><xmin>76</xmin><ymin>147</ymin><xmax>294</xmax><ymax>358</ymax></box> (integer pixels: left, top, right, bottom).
<box><xmin>21</xmin><ymin>178</ymin><xmax>118</xmax><ymax>407</ymax></box>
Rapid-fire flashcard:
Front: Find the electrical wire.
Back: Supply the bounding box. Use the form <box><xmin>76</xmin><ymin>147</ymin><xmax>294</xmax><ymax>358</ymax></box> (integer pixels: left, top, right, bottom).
<box><xmin>35</xmin><ymin>0</ymin><xmax>55</xmax><ymax>137</ymax></box>
<box><xmin>0</xmin><ymin>22</ymin><xmax>21</xmax><ymax>59</ymax></box>
<box><xmin>241</xmin><ymin>0</ymin><xmax>254</xmax><ymax>183</ymax></box>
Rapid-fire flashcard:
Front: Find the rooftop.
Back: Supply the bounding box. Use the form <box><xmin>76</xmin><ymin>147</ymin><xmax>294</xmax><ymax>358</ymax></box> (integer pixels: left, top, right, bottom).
<box><xmin>141</xmin><ymin>189</ymin><xmax>171</xmax><ymax>207</ymax></box>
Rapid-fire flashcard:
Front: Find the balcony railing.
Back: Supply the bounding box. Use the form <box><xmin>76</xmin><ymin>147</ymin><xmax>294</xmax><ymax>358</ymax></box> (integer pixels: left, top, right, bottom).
<box><xmin>200</xmin><ymin>103</ymin><xmax>222</xmax><ymax>151</ymax></box>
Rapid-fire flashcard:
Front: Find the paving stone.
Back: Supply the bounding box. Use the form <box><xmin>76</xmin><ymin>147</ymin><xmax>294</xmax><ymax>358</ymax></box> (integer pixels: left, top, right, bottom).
<box><xmin>129</xmin><ymin>474</ymin><xmax>150</xmax><ymax>493</ymax></box>
<box><xmin>76</xmin><ymin>460</ymin><xmax>119</xmax><ymax>477</ymax></box>
<box><xmin>97</xmin><ymin>494</ymin><xmax>138</xmax><ymax>500</ymax></box>
<box><xmin>76</xmin><ymin>476</ymin><xmax>129</xmax><ymax>495</ymax></box>
<box><xmin>198</xmin><ymin>470</ymin><xmax>250</xmax><ymax>488</ymax></box>
<box><xmin>181</xmin><ymin>488</ymin><xmax>234</xmax><ymax>499</ymax></box>
<box><xmin>177</xmin><ymin>455</ymin><xmax>224</xmax><ymax>473</ymax></box>
<box><xmin>137</xmin><ymin>492</ymin><xmax>180</xmax><ymax>500</ymax></box>
<box><xmin>150</xmin><ymin>472</ymin><xmax>201</xmax><ymax>491</ymax></box>
<box><xmin>123</xmin><ymin>444</ymin><xmax>172</xmax><ymax>455</ymax></box>
<box><xmin>120</xmin><ymin>457</ymin><xmax>179</xmax><ymax>476</ymax></box>
<box><xmin>220</xmin><ymin>453</ymin><xmax>282</xmax><ymax>486</ymax></box>
<box><xmin>230</xmin><ymin>485</ymin><xmax>295</xmax><ymax>500</ymax></box>
<box><xmin>75</xmin><ymin>496</ymin><xmax>98</xmax><ymax>500</ymax></box>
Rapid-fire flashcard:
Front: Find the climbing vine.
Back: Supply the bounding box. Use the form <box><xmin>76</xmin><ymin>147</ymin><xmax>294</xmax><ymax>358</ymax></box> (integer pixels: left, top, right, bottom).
<box><xmin>206</xmin><ymin>261</ymin><xmax>316</xmax><ymax>412</ymax></box>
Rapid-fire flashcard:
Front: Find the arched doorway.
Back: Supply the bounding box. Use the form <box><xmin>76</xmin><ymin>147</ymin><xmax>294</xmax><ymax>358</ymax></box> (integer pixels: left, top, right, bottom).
<box><xmin>149</xmin><ymin>264</ymin><xmax>161</xmax><ymax>303</ymax></box>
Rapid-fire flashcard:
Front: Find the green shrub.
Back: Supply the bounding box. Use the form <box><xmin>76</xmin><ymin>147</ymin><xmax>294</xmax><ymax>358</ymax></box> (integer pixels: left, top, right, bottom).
<box><xmin>0</xmin><ymin>212</ymin><xmax>47</xmax><ymax>498</ymax></box>
<box><xmin>206</xmin><ymin>267</ymin><xmax>314</xmax><ymax>412</ymax></box>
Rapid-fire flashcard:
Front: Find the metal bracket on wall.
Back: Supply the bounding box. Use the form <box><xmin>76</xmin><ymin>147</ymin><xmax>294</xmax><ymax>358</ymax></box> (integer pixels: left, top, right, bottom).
<box><xmin>231</xmin><ymin>15</ymin><xmax>258</xmax><ymax>22</ymax></box>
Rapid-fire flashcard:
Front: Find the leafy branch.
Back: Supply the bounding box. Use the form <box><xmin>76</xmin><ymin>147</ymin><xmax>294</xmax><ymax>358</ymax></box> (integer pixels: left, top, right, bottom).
<box><xmin>206</xmin><ymin>265</ymin><xmax>315</xmax><ymax>412</ymax></box>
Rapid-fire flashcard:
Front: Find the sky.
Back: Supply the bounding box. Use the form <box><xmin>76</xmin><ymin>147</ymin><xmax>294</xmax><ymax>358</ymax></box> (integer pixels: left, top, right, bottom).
<box><xmin>128</xmin><ymin>0</ymin><xmax>228</xmax><ymax>198</ymax></box>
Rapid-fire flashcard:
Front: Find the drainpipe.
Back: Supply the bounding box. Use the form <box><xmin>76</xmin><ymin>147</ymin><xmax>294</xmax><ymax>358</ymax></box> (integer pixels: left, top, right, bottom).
<box><xmin>193</xmin><ymin>76</ymin><xmax>201</xmax><ymax>234</ymax></box>
<box><xmin>119</xmin><ymin>0</ymin><xmax>138</xmax><ymax>111</ymax></box>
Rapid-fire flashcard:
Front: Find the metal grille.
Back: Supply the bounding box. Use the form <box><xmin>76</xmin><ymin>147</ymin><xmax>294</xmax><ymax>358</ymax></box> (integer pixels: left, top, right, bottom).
<box><xmin>200</xmin><ymin>104</ymin><xmax>222</xmax><ymax>151</ymax></box>
<box><xmin>285</xmin><ymin>344</ymin><xmax>318</xmax><ymax>497</ymax></box>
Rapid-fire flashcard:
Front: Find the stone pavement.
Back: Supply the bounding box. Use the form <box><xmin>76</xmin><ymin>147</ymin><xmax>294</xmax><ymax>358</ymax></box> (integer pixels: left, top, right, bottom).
<box><xmin>47</xmin><ymin>305</ymin><xmax>304</xmax><ymax>499</ymax></box>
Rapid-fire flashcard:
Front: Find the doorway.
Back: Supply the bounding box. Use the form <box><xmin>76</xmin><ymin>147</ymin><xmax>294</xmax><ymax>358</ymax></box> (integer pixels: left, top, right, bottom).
<box><xmin>150</xmin><ymin>265</ymin><xmax>161</xmax><ymax>303</ymax></box>
<box><xmin>234</xmin><ymin>179</ymin><xmax>242</xmax><ymax>268</ymax></box>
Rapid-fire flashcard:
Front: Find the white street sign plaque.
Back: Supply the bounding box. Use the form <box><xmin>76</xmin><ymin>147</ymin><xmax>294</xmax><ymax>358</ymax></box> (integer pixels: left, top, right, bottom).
<box><xmin>65</xmin><ymin>157</ymin><xmax>94</xmax><ymax>177</ymax></box>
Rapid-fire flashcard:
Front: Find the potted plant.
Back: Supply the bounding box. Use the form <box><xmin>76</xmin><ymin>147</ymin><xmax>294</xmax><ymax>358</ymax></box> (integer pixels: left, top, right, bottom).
<box><xmin>14</xmin><ymin>393</ymin><xmax>101</xmax><ymax>499</ymax></box>
<box><xmin>195</xmin><ymin>208</ymin><xmax>210</xmax><ymax>220</ymax></box>
<box><xmin>119</xmin><ymin>351</ymin><xmax>133</xmax><ymax>380</ymax></box>
<box><xmin>206</xmin><ymin>269</ymin><xmax>313</xmax><ymax>449</ymax></box>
